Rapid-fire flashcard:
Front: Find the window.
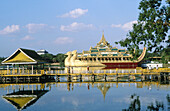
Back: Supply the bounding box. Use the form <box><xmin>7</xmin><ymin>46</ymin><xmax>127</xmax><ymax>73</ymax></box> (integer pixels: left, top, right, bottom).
<box><xmin>99</xmin><ymin>49</ymin><xmax>106</xmax><ymax>51</ymax></box>
<box><xmin>91</xmin><ymin>54</ymin><xmax>97</xmax><ymax>56</ymax></box>
<box><xmin>90</xmin><ymin>58</ymin><xmax>92</xmax><ymax>61</ymax></box>
<box><xmin>119</xmin><ymin>50</ymin><xmax>125</xmax><ymax>52</ymax></box>
<box><xmin>94</xmin><ymin>58</ymin><xmax>96</xmax><ymax>61</ymax></box>
<box><xmin>91</xmin><ymin>50</ymin><xmax>98</xmax><ymax>52</ymax></box>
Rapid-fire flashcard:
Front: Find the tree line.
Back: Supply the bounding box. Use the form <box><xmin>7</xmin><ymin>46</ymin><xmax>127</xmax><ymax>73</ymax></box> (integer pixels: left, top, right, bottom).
<box><xmin>0</xmin><ymin>53</ymin><xmax>67</xmax><ymax>67</ymax></box>
<box><xmin>40</xmin><ymin>53</ymin><xmax>67</xmax><ymax>66</ymax></box>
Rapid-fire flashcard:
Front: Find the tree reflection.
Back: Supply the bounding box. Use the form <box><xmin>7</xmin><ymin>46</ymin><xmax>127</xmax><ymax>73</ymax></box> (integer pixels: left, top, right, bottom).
<box><xmin>147</xmin><ymin>101</ymin><xmax>164</xmax><ymax>111</ymax></box>
<box><xmin>123</xmin><ymin>94</ymin><xmax>169</xmax><ymax>111</ymax></box>
<box><xmin>146</xmin><ymin>94</ymin><xmax>170</xmax><ymax>111</ymax></box>
<box><xmin>123</xmin><ymin>94</ymin><xmax>141</xmax><ymax>111</ymax></box>
<box><xmin>167</xmin><ymin>94</ymin><xmax>170</xmax><ymax>104</ymax></box>
<box><xmin>167</xmin><ymin>94</ymin><xmax>170</xmax><ymax>109</ymax></box>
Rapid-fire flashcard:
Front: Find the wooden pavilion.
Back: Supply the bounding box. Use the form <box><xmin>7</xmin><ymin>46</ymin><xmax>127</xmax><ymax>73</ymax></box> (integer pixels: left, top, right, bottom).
<box><xmin>1</xmin><ymin>48</ymin><xmax>45</xmax><ymax>75</ymax></box>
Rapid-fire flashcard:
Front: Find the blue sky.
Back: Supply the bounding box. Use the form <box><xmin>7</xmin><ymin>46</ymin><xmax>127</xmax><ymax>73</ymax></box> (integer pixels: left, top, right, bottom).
<box><xmin>0</xmin><ymin>0</ymin><xmax>142</xmax><ymax>56</ymax></box>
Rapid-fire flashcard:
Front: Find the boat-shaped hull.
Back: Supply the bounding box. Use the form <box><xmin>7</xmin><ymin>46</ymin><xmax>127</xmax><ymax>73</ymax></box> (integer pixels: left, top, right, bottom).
<box><xmin>64</xmin><ymin>33</ymin><xmax>146</xmax><ymax>69</ymax></box>
<box><xmin>102</xmin><ymin>62</ymin><xmax>138</xmax><ymax>69</ymax></box>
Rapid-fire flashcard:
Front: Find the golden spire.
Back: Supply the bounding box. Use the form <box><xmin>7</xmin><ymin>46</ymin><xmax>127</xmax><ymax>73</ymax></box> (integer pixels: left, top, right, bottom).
<box><xmin>95</xmin><ymin>31</ymin><xmax>112</xmax><ymax>48</ymax></box>
<box><xmin>100</xmin><ymin>31</ymin><xmax>106</xmax><ymax>43</ymax></box>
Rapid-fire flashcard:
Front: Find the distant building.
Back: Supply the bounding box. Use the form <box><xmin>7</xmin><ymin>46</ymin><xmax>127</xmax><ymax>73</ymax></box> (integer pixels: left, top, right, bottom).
<box><xmin>141</xmin><ymin>63</ymin><xmax>163</xmax><ymax>69</ymax></box>
<box><xmin>141</xmin><ymin>57</ymin><xmax>163</xmax><ymax>69</ymax></box>
<box><xmin>37</xmin><ymin>49</ymin><xmax>48</xmax><ymax>55</ymax></box>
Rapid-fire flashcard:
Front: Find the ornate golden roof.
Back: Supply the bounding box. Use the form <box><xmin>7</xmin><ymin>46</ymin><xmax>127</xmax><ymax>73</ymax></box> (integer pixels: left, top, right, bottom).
<box><xmin>95</xmin><ymin>33</ymin><xmax>112</xmax><ymax>49</ymax></box>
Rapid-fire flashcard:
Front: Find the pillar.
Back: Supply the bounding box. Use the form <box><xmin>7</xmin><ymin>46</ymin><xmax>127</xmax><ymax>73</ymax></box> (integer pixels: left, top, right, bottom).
<box><xmin>12</xmin><ymin>64</ymin><xmax>15</xmax><ymax>74</ymax></box>
<box><xmin>116</xmin><ymin>82</ymin><xmax>118</xmax><ymax>88</ymax></box>
<box><xmin>80</xmin><ymin>74</ymin><xmax>82</xmax><ymax>82</ymax></box>
<box><xmin>32</xmin><ymin>85</ymin><xmax>34</xmax><ymax>94</ymax></box>
<box><xmin>23</xmin><ymin>85</ymin><xmax>24</xmax><ymax>91</ymax></box>
<box><xmin>67</xmin><ymin>75</ymin><xmax>71</xmax><ymax>82</ymax></box>
<box><xmin>7</xmin><ymin>86</ymin><xmax>9</xmax><ymax>94</ymax></box>
<box><xmin>92</xmin><ymin>58</ymin><xmax>94</xmax><ymax>62</ymax></box>
<box><xmin>7</xmin><ymin>65</ymin><xmax>9</xmax><ymax>74</ymax></box>
<box><xmin>71</xmin><ymin>83</ymin><xmax>74</xmax><ymax>91</ymax></box>
<box><xmin>32</xmin><ymin>65</ymin><xmax>33</xmax><ymax>74</ymax></box>
<box><xmin>67</xmin><ymin>83</ymin><xmax>70</xmax><ymax>91</ymax></box>
<box><xmin>22</xmin><ymin>65</ymin><xmax>24</xmax><ymax>74</ymax></box>
<box><xmin>104</xmin><ymin>74</ymin><xmax>107</xmax><ymax>82</ymax></box>
<box><xmin>19</xmin><ymin>65</ymin><xmax>20</xmax><ymax>74</ymax></box>
<box><xmin>111</xmin><ymin>58</ymin><xmax>113</xmax><ymax>61</ymax></box>
<box><xmin>88</xmin><ymin>83</ymin><xmax>90</xmax><ymax>90</ymax></box>
<box><xmin>48</xmin><ymin>64</ymin><xmax>51</xmax><ymax>72</ymax></box>
<box><xmin>49</xmin><ymin>85</ymin><xmax>51</xmax><ymax>90</ymax></box>
<box><xmin>141</xmin><ymin>74</ymin><xmax>145</xmax><ymax>81</ymax></box>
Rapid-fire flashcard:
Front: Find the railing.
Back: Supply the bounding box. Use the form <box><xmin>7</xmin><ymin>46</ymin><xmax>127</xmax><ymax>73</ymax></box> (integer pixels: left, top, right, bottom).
<box><xmin>0</xmin><ymin>68</ymin><xmax>169</xmax><ymax>76</ymax></box>
<box><xmin>0</xmin><ymin>69</ymin><xmax>43</xmax><ymax>75</ymax></box>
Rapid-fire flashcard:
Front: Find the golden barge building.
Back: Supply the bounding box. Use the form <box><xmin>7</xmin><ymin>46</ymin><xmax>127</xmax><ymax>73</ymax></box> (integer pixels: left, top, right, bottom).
<box><xmin>65</xmin><ymin>33</ymin><xmax>146</xmax><ymax>68</ymax></box>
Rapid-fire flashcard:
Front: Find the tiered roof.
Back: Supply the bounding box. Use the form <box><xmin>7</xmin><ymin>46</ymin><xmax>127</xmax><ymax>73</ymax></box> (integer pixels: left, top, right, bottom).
<box><xmin>95</xmin><ymin>33</ymin><xmax>112</xmax><ymax>49</ymax></box>
<box><xmin>78</xmin><ymin>33</ymin><xmax>131</xmax><ymax>57</ymax></box>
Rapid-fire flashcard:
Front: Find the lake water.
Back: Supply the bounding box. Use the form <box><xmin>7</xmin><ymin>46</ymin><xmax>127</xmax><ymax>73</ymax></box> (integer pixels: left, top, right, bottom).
<box><xmin>0</xmin><ymin>76</ymin><xmax>169</xmax><ymax>111</ymax></box>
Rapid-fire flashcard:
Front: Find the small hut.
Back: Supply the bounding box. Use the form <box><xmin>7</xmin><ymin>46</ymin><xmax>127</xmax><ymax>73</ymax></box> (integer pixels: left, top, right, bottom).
<box><xmin>1</xmin><ymin>48</ymin><xmax>45</xmax><ymax>75</ymax></box>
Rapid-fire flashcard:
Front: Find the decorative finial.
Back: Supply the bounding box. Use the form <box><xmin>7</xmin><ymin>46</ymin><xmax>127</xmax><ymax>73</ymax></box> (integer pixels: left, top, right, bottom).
<box><xmin>101</xmin><ymin>30</ymin><xmax>106</xmax><ymax>42</ymax></box>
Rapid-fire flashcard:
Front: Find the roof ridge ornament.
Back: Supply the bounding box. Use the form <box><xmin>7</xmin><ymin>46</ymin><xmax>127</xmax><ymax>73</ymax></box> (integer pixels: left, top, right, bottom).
<box><xmin>100</xmin><ymin>31</ymin><xmax>106</xmax><ymax>43</ymax></box>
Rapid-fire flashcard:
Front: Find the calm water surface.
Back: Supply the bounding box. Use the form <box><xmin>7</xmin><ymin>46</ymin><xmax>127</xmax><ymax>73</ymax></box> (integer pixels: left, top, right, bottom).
<box><xmin>0</xmin><ymin>78</ymin><xmax>169</xmax><ymax>111</ymax></box>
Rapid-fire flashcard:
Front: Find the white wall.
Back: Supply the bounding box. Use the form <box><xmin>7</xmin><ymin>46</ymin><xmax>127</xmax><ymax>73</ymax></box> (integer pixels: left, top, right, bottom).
<box><xmin>141</xmin><ymin>63</ymin><xmax>163</xmax><ymax>69</ymax></box>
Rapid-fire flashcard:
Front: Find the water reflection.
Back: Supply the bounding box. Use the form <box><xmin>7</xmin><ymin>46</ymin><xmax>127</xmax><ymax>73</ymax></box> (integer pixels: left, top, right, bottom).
<box><xmin>1</xmin><ymin>84</ymin><xmax>49</xmax><ymax>111</ymax></box>
<box><xmin>3</xmin><ymin>90</ymin><xmax>48</xmax><ymax>111</ymax></box>
<box><xmin>97</xmin><ymin>83</ymin><xmax>110</xmax><ymax>100</ymax></box>
<box><xmin>123</xmin><ymin>94</ymin><xmax>141</xmax><ymax>111</ymax></box>
<box><xmin>147</xmin><ymin>100</ymin><xmax>164</xmax><ymax>111</ymax></box>
<box><xmin>123</xmin><ymin>94</ymin><xmax>170</xmax><ymax>111</ymax></box>
<box><xmin>0</xmin><ymin>75</ymin><xmax>169</xmax><ymax>111</ymax></box>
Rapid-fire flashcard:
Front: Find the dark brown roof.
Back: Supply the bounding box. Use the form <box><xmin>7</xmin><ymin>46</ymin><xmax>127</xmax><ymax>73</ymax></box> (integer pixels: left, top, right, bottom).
<box><xmin>20</xmin><ymin>48</ymin><xmax>45</xmax><ymax>63</ymax></box>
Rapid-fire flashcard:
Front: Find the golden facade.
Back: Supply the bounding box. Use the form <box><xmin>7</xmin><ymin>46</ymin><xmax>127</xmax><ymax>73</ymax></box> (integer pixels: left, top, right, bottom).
<box><xmin>65</xmin><ymin>33</ymin><xmax>146</xmax><ymax>68</ymax></box>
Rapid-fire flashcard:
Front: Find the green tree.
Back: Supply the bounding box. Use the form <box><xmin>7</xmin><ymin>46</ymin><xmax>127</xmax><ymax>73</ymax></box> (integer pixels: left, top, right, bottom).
<box><xmin>40</xmin><ymin>54</ymin><xmax>54</xmax><ymax>63</ymax></box>
<box><xmin>55</xmin><ymin>53</ymin><xmax>67</xmax><ymax>67</ymax></box>
<box><xmin>116</xmin><ymin>0</ymin><xmax>170</xmax><ymax>60</ymax></box>
<box><xmin>0</xmin><ymin>57</ymin><xmax>6</xmax><ymax>64</ymax></box>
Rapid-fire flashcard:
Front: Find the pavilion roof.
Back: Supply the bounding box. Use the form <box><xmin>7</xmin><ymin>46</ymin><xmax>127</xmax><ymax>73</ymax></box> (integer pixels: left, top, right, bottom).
<box><xmin>1</xmin><ymin>48</ymin><xmax>45</xmax><ymax>65</ymax></box>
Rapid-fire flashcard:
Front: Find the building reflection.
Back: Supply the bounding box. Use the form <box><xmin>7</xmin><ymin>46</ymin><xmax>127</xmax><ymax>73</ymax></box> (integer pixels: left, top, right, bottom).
<box><xmin>97</xmin><ymin>83</ymin><xmax>110</xmax><ymax>100</ymax></box>
<box><xmin>0</xmin><ymin>74</ymin><xmax>169</xmax><ymax>110</ymax></box>
<box><xmin>1</xmin><ymin>84</ymin><xmax>49</xmax><ymax>111</ymax></box>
